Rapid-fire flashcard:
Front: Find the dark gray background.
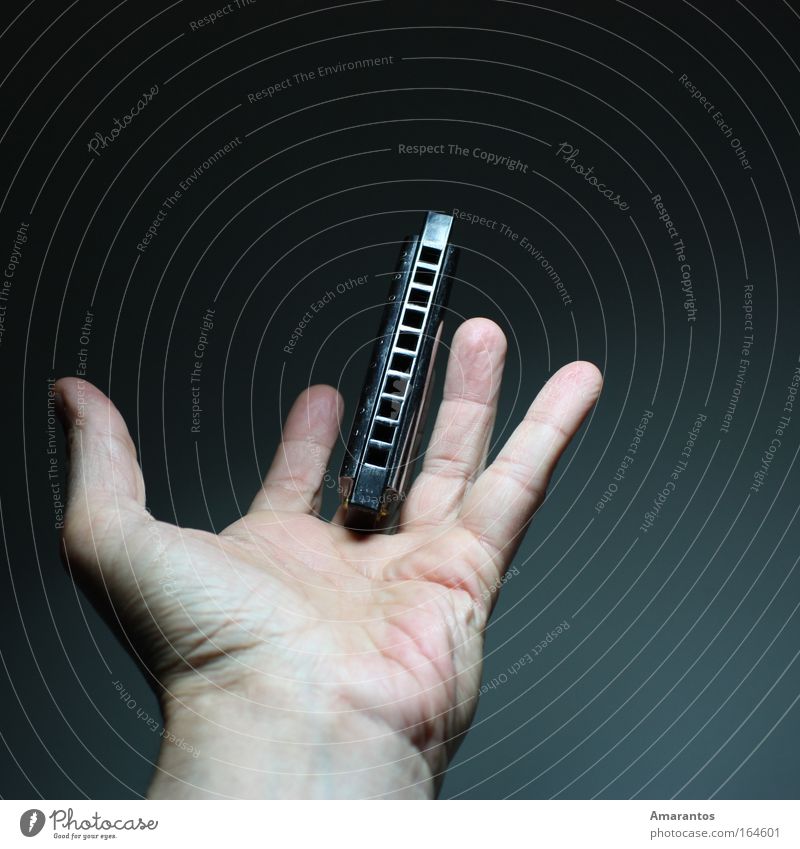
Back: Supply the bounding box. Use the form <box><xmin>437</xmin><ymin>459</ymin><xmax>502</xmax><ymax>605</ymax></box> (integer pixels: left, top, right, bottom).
<box><xmin>1</xmin><ymin>0</ymin><xmax>799</xmax><ymax>798</ymax></box>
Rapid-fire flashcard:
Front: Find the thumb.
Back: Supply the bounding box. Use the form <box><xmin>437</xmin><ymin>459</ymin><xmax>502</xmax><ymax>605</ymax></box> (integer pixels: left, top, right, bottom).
<box><xmin>55</xmin><ymin>377</ymin><xmax>148</xmax><ymax>574</ymax></box>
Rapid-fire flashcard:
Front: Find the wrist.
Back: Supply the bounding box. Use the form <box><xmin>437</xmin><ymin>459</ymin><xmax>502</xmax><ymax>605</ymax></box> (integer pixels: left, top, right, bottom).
<box><xmin>147</xmin><ymin>674</ymin><xmax>436</xmax><ymax>799</ymax></box>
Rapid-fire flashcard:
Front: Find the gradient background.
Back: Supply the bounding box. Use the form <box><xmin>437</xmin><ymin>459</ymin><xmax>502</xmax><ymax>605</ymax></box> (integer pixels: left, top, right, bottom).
<box><xmin>1</xmin><ymin>0</ymin><xmax>799</xmax><ymax>799</ymax></box>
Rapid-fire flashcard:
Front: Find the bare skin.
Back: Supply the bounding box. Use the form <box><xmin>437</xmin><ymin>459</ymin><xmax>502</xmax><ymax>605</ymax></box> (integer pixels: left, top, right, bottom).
<box><xmin>55</xmin><ymin>317</ymin><xmax>602</xmax><ymax>798</ymax></box>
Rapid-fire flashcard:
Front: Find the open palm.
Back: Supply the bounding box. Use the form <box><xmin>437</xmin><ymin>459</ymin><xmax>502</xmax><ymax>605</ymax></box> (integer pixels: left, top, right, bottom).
<box><xmin>56</xmin><ymin>318</ymin><xmax>602</xmax><ymax>798</ymax></box>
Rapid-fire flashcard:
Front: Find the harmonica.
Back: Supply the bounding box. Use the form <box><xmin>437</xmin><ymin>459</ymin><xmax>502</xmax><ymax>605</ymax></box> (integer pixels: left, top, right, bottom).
<box><xmin>339</xmin><ymin>211</ymin><xmax>458</xmax><ymax>531</ymax></box>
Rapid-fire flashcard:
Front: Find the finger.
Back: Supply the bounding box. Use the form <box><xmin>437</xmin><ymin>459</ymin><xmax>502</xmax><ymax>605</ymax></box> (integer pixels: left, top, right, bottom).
<box><xmin>399</xmin><ymin>318</ymin><xmax>507</xmax><ymax>529</ymax></box>
<box><xmin>55</xmin><ymin>377</ymin><xmax>150</xmax><ymax>577</ymax></box>
<box><xmin>459</xmin><ymin>361</ymin><xmax>603</xmax><ymax>574</ymax></box>
<box><xmin>248</xmin><ymin>384</ymin><xmax>344</xmax><ymax>515</ymax></box>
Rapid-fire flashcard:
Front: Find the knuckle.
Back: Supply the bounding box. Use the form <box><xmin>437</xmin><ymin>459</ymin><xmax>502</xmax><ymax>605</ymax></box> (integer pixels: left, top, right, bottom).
<box><xmin>490</xmin><ymin>456</ymin><xmax>546</xmax><ymax>503</ymax></box>
<box><xmin>527</xmin><ymin>407</ymin><xmax>571</xmax><ymax>441</ymax></box>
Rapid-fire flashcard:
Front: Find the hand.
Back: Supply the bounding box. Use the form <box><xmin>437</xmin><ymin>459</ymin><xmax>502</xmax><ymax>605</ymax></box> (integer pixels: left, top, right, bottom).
<box><xmin>55</xmin><ymin>317</ymin><xmax>602</xmax><ymax>798</ymax></box>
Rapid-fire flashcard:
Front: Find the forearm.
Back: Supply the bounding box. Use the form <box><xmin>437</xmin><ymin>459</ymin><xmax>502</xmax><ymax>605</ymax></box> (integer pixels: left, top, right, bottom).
<box><xmin>147</xmin><ymin>684</ymin><xmax>436</xmax><ymax>799</ymax></box>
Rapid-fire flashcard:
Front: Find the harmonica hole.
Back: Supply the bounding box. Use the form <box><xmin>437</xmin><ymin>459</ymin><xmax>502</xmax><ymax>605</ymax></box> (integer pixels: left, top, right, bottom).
<box><xmin>371</xmin><ymin>421</ymin><xmax>396</xmax><ymax>444</ymax></box>
<box><xmin>402</xmin><ymin>309</ymin><xmax>424</xmax><ymax>329</ymax></box>
<box><xmin>384</xmin><ymin>375</ymin><xmax>408</xmax><ymax>397</ymax></box>
<box><xmin>419</xmin><ymin>246</ymin><xmax>441</xmax><ymax>265</ymax></box>
<box><xmin>414</xmin><ymin>268</ymin><xmax>435</xmax><ymax>286</ymax></box>
<box><xmin>390</xmin><ymin>352</ymin><xmax>414</xmax><ymax>374</ymax></box>
<box><xmin>365</xmin><ymin>444</ymin><xmax>390</xmax><ymax>467</ymax></box>
<box><xmin>396</xmin><ymin>332</ymin><xmax>419</xmax><ymax>352</ymax></box>
<box><xmin>378</xmin><ymin>398</ymin><xmax>401</xmax><ymax>420</ymax></box>
<box><xmin>408</xmin><ymin>287</ymin><xmax>429</xmax><ymax>305</ymax></box>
